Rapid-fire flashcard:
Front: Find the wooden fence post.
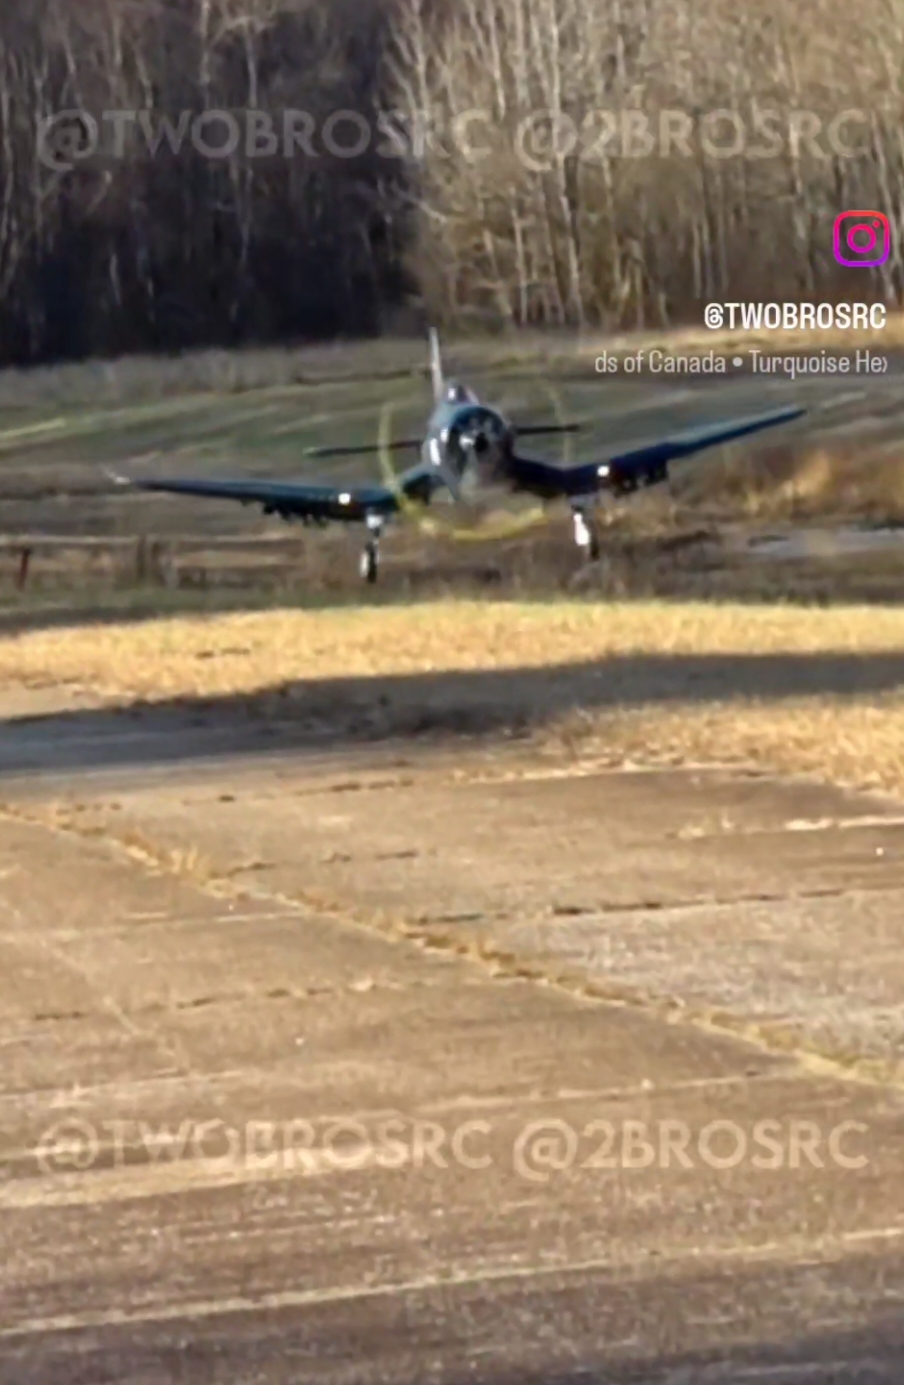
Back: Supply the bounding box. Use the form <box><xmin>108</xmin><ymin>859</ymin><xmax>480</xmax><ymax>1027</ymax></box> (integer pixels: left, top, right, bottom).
<box><xmin>16</xmin><ymin>547</ymin><xmax>31</xmax><ymax>590</ymax></box>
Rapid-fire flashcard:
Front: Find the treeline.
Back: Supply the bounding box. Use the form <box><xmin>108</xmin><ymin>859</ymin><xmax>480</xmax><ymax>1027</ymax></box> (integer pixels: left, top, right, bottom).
<box><xmin>0</xmin><ymin>0</ymin><xmax>408</xmax><ymax>362</ymax></box>
<box><xmin>0</xmin><ymin>0</ymin><xmax>901</xmax><ymax>365</ymax></box>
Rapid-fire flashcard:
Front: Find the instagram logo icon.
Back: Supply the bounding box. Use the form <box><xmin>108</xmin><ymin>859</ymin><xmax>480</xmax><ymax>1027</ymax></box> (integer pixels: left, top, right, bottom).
<box><xmin>833</xmin><ymin>211</ymin><xmax>892</xmax><ymax>267</ymax></box>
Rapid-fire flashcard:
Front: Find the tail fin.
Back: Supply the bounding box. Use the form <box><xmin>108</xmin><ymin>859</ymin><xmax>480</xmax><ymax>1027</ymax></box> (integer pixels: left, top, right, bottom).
<box><xmin>428</xmin><ymin>327</ymin><xmax>444</xmax><ymax>402</ymax></box>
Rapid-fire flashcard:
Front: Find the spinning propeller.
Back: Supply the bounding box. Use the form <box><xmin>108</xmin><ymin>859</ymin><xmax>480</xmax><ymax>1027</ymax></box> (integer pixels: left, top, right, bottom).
<box><xmin>377</xmin><ymin>378</ymin><xmax>577</xmax><ymax>544</ymax></box>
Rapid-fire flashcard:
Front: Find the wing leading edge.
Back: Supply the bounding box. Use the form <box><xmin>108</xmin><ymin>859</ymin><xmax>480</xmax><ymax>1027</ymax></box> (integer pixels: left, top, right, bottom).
<box><xmin>509</xmin><ymin>405</ymin><xmax>806</xmax><ymax>498</ymax></box>
<box><xmin>109</xmin><ymin>466</ymin><xmax>445</xmax><ymax>522</ymax></box>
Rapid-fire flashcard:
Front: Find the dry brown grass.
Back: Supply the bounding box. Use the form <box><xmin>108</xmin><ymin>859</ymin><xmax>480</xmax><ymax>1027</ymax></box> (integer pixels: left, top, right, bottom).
<box><xmin>551</xmin><ymin>698</ymin><xmax>904</xmax><ymax>798</ymax></box>
<box><xmin>0</xmin><ymin>600</ymin><xmax>902</xmax><ymax>698</ymax></box>
<box><xmin>3</xmin><ymin>600</ymin><xmax>904</xmax><ymax>797</ymax></box>
<box><xmin>708</xmin><ymin>444</ymin><xmax>904</xmax><ymax>521</ymax></box>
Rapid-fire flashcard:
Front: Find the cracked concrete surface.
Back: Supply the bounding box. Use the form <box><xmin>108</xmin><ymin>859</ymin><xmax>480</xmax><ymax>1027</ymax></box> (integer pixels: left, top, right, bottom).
<box><xmin>1</xmin><ymin>702</ymin><xmax>904</xmax><ymax>1380</ymax></box>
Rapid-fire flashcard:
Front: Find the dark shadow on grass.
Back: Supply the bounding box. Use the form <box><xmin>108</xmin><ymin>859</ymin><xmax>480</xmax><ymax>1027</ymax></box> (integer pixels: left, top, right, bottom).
<box><xmin>2</xmin><ymin>646</ymin><xmax>904</xmax><ymax>779</ymax></box>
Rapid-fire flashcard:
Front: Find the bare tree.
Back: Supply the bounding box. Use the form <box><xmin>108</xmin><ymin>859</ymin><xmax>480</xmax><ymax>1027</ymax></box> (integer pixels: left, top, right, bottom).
<box><xmin>0</xmin><ymin>0</ymin><xmax>900</xmax><ymax>362</ymax></box>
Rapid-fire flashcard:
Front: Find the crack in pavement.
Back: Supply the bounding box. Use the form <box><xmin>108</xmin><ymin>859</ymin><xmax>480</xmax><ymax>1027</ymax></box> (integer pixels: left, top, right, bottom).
<box><xmin>2</xmin><ymin>800</ymin><xmax>903</xmax><ymax>1095</ymax></box>
<box><xmin>11</xmin><ymin>974</ymin><xmax>411</xmax><ymax>1029</ymax></box>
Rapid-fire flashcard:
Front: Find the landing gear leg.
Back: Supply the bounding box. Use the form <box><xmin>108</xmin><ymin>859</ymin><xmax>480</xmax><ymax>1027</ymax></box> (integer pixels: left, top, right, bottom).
<box><xmin>572</xmin><ymin>505</ymin><xmax>601</xmax><ymax>562</ymax></box>
<box><xmin>359</xmin><ymin>514</ymin><xmax>383</xmax><ymax>583</ymax></box>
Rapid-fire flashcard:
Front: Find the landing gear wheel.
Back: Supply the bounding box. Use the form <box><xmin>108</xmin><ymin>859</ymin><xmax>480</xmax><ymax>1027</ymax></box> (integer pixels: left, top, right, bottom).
<box><xmin>359</xmin><ymin>542</ymin><xmax>379</xmax><ymax>583</ymax></box>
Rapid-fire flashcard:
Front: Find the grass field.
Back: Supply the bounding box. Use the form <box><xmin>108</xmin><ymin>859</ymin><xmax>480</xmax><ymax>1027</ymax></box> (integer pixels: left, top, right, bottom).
<box><xmin>2</xmin><ymin>599</ymin><xmax>904</xmax><ymax>798</ymax></box>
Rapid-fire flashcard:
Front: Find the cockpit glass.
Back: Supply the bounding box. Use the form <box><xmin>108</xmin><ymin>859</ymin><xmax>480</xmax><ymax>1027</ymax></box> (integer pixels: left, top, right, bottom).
<box><xmin>445</xmin><ymin>383</ymin><xmax>474</xmax><ymax>403</ymax></box>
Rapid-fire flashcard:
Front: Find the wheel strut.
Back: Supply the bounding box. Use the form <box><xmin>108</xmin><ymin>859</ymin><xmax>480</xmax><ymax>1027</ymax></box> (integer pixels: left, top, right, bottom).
<box><xmin>359</xmin><ymin>540</ymin><xmax>379</xmax><ymax>583</ymax></box>
<box><xmin>572</xmin><ymin>506</ymin><xmax>601</xmax><ymax>562</ymax></box>
<box><xmin>360</xmin><ymin>514</ymin><xmax>383</xmax><ymax>583</ymax></box>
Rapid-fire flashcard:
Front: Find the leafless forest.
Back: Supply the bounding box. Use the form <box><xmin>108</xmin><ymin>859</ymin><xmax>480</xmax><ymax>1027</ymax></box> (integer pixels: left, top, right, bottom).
<box><xmin>0</xmin><ymin>0</ymin><xmax>901</xmax><ymax>364</ymax></box>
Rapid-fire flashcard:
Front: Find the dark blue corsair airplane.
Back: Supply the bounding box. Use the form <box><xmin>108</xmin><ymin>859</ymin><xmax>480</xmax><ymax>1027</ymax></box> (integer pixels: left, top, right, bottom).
<box><xmin>109</xmin><ymin>332</ymin><xmax>805</xmax><ymax>583</ymax></box>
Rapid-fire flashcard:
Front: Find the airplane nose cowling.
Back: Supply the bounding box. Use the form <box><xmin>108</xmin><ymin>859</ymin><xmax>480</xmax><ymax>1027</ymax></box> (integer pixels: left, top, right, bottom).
<box><xmin>460</xmin><ymin>432</ymin><xmax>501</xmax><ymax>489</ymax></box>
<box><xmin>444</xmin><ymin>409</ymin><xmax>511</xmax><ymax>493</ymax></box>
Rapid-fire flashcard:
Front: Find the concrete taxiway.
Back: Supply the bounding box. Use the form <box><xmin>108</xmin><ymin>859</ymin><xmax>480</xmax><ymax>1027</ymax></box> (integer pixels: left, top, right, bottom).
<box><xmin>1</xmin><ymin>703</ymin><xmax>903</xmax><ymax>1381</ymax></box>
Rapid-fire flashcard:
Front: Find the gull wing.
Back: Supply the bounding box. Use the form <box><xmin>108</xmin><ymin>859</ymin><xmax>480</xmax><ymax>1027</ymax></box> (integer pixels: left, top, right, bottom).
<box><xmin>105</xmin><ymin>455</ymin><xmax>451</xmax><ymax>520</ymax></box>
<box><xmin>508</xmin><ymin>405</ymin><xmax>806</xmax><ymax>498</ymax></box>
<box><xmin>106</xmin><ymin>471</ymin><xmax>401</xmax><ymax>521</ymax></box>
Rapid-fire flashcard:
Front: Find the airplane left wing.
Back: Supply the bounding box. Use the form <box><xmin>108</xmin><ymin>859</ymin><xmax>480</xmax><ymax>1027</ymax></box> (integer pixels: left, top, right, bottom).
<box><xmin>106</xmin><ymin>468</ymin><xmax>442</xmax><ymax>522</ymax></box>
<box><xmin>508</xmin><ymin>405</ymin><xmax>806</xmax><ymax>500</ymax></box>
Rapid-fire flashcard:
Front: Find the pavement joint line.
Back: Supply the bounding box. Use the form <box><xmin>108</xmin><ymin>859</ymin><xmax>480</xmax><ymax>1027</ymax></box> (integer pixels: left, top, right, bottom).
<box><xmin>533</xmin><ymin>885</ymin><xmax>904</xmax><ymax>916</ymax></box>
<box><xmin>7</xmin><ymin>975</ymin><xmax>419</xmax><ymax>1025</ymax></box>
<box><xmin>3</xmin><ymin>1225</ymin><xmax>904</xmax><ymax>1341</ymax></box>
<box><xmin>7</xmin><ymin>755</ymin><xmax>904</xmax><ymax>840</ymax></box>
<box><xmin>5</xmin><ymin>805</ymin><xmax>904</xmax><ymax>918</ymax></box>
<box><xmin>2</xmin><ymin>801</ymin><xmax>904</xmax><ymax>1098</ymax></box>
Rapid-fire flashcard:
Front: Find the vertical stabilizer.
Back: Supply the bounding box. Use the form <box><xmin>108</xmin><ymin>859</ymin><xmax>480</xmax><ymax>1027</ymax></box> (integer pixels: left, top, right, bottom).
<box><xmin>428</xmin><ymin>327</ymin><xmax>444</xmax><ymax>402</ymax></box>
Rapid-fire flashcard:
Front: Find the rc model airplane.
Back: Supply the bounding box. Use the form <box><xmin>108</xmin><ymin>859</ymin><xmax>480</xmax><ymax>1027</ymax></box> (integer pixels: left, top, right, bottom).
<box><xmin>109</xmin><ymin>331</ymin><xmax>805</xmax><ymax>582</ymax></box>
